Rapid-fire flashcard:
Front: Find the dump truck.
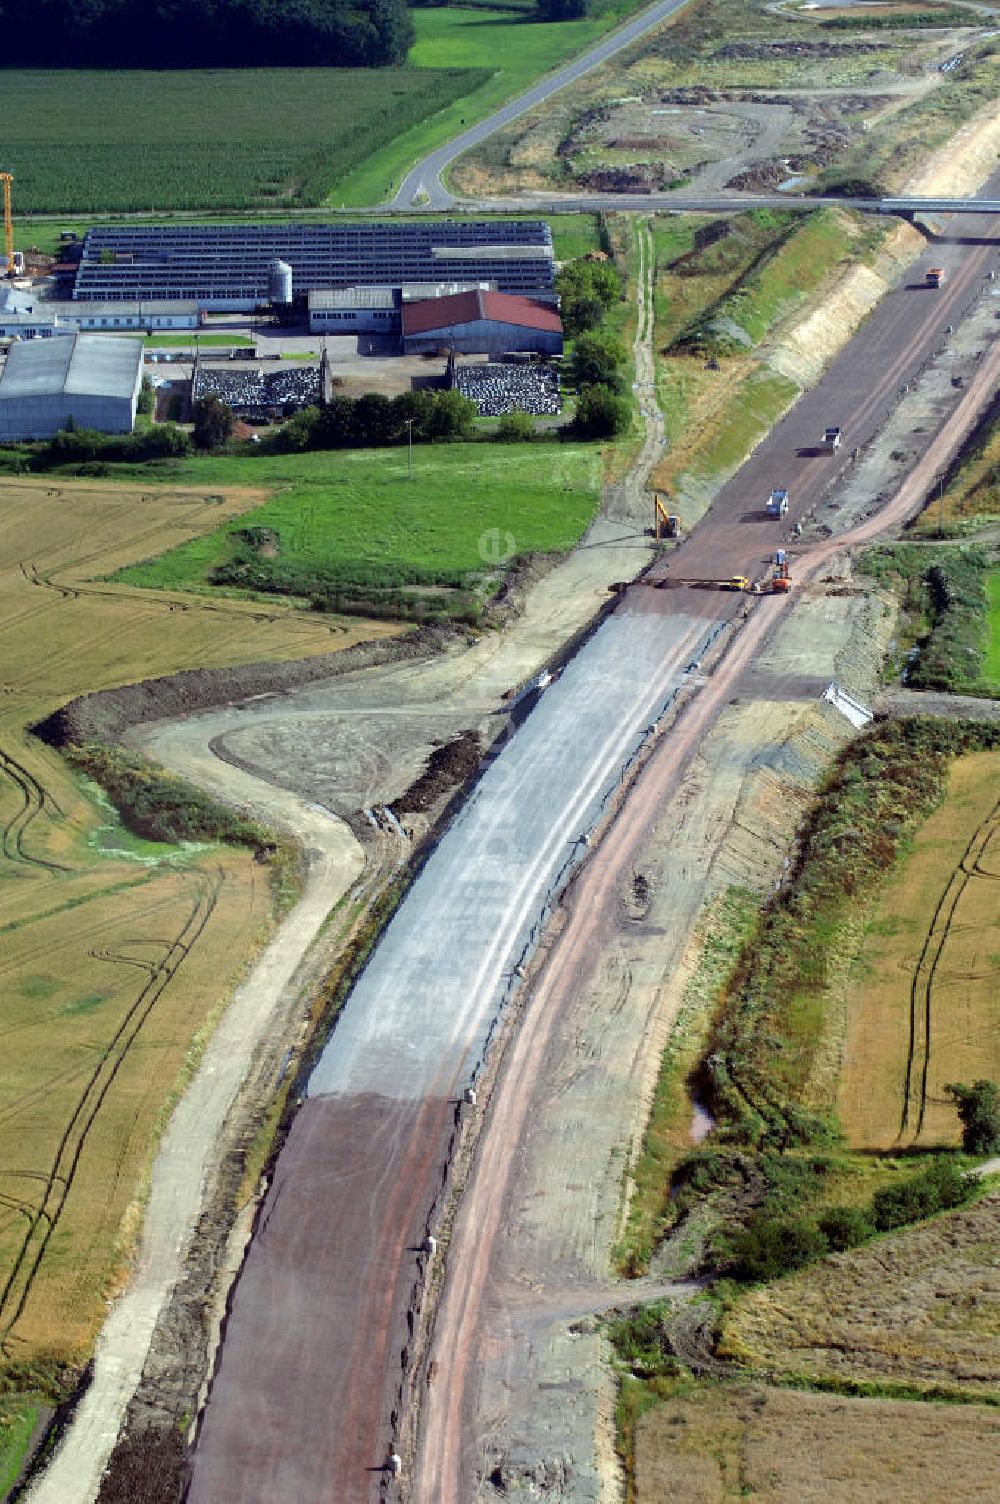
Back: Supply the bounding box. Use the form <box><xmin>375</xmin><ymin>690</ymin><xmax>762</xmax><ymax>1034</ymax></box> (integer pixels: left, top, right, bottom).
<box><xmin>724</xmin><ymin>575</ymin><xmax>750</xmax><ymax>592</ymax></box>
<box><xmin>925</xmin><ymin>267</ymin><xmax>944</xmax><ymax>289</ymax></box>
<box><xmin>766</xmin><ymin>487</ymin><xmax>788</xmax><ymax>518</ymax></box>
<box><xmin>822</xmin><ymin>426</ymin><xmax>842</xmax><ymax>453</ymax></box>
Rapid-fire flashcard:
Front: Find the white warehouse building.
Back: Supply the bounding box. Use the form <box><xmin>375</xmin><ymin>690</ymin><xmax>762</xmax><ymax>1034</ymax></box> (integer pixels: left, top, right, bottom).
<box><xmin>0</xmin><ymin>333</ymin><xmax>143</xmax><ymax>441</ymax></box>
<box><xmin>0</xmin><ymin>285</ymin><xmax>199</xmax><ymax>340</ymax></box>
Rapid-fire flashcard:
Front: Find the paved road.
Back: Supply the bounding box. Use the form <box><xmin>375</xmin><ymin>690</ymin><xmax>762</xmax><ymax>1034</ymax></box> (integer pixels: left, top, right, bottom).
<box><xmin>450</xmin><ymin>191</ymin><xmax>1000</xmax><ymax>216</ymax></box>
<box><xmin>391</xmin><ymin>0</ymin><xmax>694</xmax><ymax>209</ymax></box>
<box><xmin>646</xmin><ymin>222</ymin><xmax>1000</xmax><ymax>586</ymax></box>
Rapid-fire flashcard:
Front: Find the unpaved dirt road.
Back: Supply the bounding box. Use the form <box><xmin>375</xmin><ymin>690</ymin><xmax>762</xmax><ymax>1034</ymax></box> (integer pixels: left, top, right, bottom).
<box><xmin>26</xmin><ymin>774</ymin><xmax>363</xmax><ymax>1504</ymax></box>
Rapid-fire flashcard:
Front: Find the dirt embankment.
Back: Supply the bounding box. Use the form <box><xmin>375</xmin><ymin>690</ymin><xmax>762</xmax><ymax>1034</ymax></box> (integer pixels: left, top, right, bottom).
<box><xmin>766</xmin><ymin>97</ymin><xmax>1000</xmax><ymax>391</ymax></box>
<box><xmin>766</xmin><ymin>219</ymin><xmax>924</xmax><ymax>389</ymax></box>
<box><xmin>31</xmin><ymin>626</ymin><xmax>449</xmax><ymax>750</ymax></box>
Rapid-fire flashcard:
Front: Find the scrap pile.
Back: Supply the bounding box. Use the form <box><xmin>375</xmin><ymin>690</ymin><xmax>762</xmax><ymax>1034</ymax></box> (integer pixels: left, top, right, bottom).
<box><xmin>193</xmin><ymin>363</ymin><xmax>319</xmax><ymax>416</ymax></box>
<box><xmin>455</xmin><ymin>362</ymin><xmax>561</xmax><ymax>417</ymax></box>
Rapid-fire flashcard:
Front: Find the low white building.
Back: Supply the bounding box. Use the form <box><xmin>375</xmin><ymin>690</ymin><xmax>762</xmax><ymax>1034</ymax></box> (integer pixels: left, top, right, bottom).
<box><xmin>0</xmin><ymin>333</ymin><xmax>143</xmax><ymax>440</ymax></box>
<box><xmin>0</xmin><ymin>286</ymin><xmax>199</xmax><ymax>340</ymax></box>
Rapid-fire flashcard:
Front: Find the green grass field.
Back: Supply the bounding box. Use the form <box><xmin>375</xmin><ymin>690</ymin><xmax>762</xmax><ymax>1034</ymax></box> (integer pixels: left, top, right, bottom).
<box><xmin>113</xmin><ymin>443</ymin><xmax>601</xmax><ymax>610</ymax></box>
<box><xmin>330</xmin><ymin>3</ymin><xmax>650</xmax><ymax>204</ymax></box>
<box><xmin>1</xmin><ymin>66</ymin><xmax>485</xmax><ymax>213</ymax></box>
<box><xmin>145</xmin><ymin>334</ymin><xmax>252</xmax><ymax>348</ymax></box>
<box><xmin>0</xmin><ymin>1397</ymin><xmax>44</xmax><ymax>1498</ymax></box>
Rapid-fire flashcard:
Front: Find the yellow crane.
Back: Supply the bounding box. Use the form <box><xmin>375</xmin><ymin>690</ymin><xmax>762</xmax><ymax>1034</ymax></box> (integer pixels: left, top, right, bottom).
<box><xmin>1</xmin><ymin>173</ymin><xmax>13</xmax><ymax>275</ymax></box>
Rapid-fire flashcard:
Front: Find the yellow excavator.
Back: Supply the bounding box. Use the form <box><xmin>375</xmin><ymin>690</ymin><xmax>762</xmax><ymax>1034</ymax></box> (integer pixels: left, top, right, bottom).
<box><xmin>653</xmin><ymin>492</ymin><xmax>680</xmax><ymax>540</ymax></box>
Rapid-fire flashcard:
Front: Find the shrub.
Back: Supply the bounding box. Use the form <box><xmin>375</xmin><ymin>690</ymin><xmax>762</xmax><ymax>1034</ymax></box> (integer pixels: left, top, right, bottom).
<box><xmin>497</xmin><ymin>409</ymin><xmax>536</xmax><ymax>442</ymax></box>
<box><xmin>66</xmin><ymin>742</ymin><xmax>277</xmax><ymax>856</ymax></box>
<box><xmin>869</xmin><ymin>1157</ymin><xmax>973</xmax><ymax>1233</ymax></box>
<box><xmin>729</xmin><ymin>1215</ymin><xmax>829</xmax><ymax>1282</ymax></box>
<box><xmin>43</xmin><ymin>423</ymin><xmax>190</xmax><ymax>465</ymax></box>
<box><xmin>817</xmin><ymin>1205</ymin><xmax>874</xmax><ymax>1252</ymax></box>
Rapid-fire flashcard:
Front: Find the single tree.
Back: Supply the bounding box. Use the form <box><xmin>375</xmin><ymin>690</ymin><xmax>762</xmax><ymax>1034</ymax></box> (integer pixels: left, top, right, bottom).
<box><xmin>572</xmin><ymin>383</ymin><xmax>630</xmax><ymax>439</ymax></box>
<box><xmin>192</xmin><ymin>394</ymin><xmax>234</xmax><ymax>451</ymax></box>
<box><xmin>946</xmin><ymin>1079</ymin><xmax>1000</xmax><ymax>1155</ymax></box>
<box><xmin>569</xmin><ymin>329</ymin><xmax>628</xmax><ymax>393</ymax></box>
<box><xmin>423</xmin><ymin>388</ymin><xmax>476</xmax><ymax>440</ymax></box>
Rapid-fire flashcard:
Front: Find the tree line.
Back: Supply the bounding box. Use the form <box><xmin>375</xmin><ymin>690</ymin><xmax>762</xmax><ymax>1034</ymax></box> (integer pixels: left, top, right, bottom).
<box><xmin>2</xmin><ymin>0</ymin><xmax>414</xmax><ymax>69</ymax></box>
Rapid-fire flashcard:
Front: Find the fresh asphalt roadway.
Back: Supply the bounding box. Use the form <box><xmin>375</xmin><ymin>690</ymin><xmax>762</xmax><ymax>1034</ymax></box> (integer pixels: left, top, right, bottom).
<box><xmin>391</xmin><ymin>0</ymin><xmax>695</xmax><ymax>209</ymax></box>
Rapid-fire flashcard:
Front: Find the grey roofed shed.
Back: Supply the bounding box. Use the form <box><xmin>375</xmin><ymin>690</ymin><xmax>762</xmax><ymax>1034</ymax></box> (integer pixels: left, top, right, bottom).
<box><xmin>0</xmin><ymin>332</ymin><xmax>143</xmax><ymax>440</ymax></box>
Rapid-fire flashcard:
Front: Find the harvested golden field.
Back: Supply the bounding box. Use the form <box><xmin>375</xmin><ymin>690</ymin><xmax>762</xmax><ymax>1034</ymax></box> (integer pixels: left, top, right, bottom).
<box><xmin>636</xmin><ymin>1379</ymin><xmax>1000</xmax><ymax>1503</ymax></box>
<box><xmin>838</xmin><ymin>750</ymin><xmax>1000</xmax><ymax>1150</ymax></box>
<box><xmin>722</xmin><ymin>1188</ymin><xmax>1000</xmax><ymax>1398</ymax></box>
<box><xmin>0</xmin><ymin>478</ymin><xmax>394</xmax><ymax>1371</ymax></box>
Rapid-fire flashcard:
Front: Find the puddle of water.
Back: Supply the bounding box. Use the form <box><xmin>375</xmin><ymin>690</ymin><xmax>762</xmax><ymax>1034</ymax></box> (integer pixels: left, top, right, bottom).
<box><xmin>689</xmin><ymin>1097</ymin><xmax>715</xmax><ymax>1144</ymax></box>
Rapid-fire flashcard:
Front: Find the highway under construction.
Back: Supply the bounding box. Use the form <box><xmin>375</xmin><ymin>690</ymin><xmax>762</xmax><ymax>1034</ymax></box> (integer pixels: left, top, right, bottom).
<box><xmin>177</xmin><ymin>184</ymin><xmax>1000</xmax><ymax>1503</ymax></box>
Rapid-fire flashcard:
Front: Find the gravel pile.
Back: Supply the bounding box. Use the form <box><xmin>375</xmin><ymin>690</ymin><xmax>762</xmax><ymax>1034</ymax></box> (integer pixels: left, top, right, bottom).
<box><xmin>193</xmin><ymin>364</ymin><xmax>319</xmax><ymax>414</ymax></box>
<box><xmin>455</xmin><ymin>362</ymin><xmax>562</xmax><ymax>417</ymax></box>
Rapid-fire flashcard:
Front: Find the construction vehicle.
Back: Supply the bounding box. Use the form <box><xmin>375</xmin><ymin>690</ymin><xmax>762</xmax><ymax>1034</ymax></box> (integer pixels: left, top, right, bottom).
<box><xmin>654</xmin><ymin>493</ymin><xmax>681</xmax><ymax>539</ymax></box>
<box><xmin>1</xmin><ymin>174</ymin><xmax>13</xmax><ymax>277</ymax></box>
<box><xmin>724</xmin><ymin>575</ymin><xmax>750</xmax><ymax>592</ymax></box>
<box><xmin>925</xmin><ymin>267</ymin><xmax>944</xmax><ymax>289</ymax></box>
<box><xmin>771</xmin><ymin>558</ymin><xmax>791</xmax><ymax>593</ymax></box>
<box><xmin>766</xmin><ymin>487</ymin><xmax>788</xmax><ymax>518</ymax></box>
<box><xmin>822</xmin><ymin>425</ymin><xmax>842</xmax><ymax>453</ymax></box>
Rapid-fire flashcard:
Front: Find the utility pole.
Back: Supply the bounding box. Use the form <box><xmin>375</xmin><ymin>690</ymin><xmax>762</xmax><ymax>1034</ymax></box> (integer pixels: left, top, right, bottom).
<box><xmin>405</xmin><ymin>417</ymin><xmax>414</xmax><ymax>479</ymax></box>
<box><xmin>938</xmin><ymin>474</ymin><xmax>946</xmax><ymax>538</ymax></box>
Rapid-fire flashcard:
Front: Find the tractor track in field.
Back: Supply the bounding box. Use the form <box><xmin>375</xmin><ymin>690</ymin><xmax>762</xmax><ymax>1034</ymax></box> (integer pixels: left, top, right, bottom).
<box><xmin>0</xmin><ymin>867</ymin><xmax>224</xmax><ymax>1349</ymax></box>
<box><xmin>900</xmin><ymin>792</ymin><xmax>1000</xmax><ymax>1141</ymax></box>
<box><xmin>0</xmin><ymin>745</ymin><xmax>69</xmax><ymax>874</ymax></box>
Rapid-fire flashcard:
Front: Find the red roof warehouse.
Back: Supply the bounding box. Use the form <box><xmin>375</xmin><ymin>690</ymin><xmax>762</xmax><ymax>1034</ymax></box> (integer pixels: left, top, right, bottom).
<box><xmin>401</xmin><ymin>289</ymin><xmax>563</xmax><ymax>356</ymax></box>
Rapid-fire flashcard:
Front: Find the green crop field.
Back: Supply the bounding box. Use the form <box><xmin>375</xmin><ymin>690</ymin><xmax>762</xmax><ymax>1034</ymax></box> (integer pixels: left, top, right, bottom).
<box><xmin>4</xmin><ymin>3</ymin><xmax>650</xmax><ymax>215</ymax></box>
<box><xmin>1</xmin><ymin>66</ymin><xmax>485</xmax><ymax>213</ymax></box>
<box><xmin>113</xmin><ymin>443</ymin><xmax>600</xmax><ymax>610</ymax></box>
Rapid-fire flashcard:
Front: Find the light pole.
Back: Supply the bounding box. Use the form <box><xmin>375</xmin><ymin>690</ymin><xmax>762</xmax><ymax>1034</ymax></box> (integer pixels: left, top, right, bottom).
<box><xmin>938</xmin><ymin>474</ymin><xmax>946</xmax><ymax>538</ymax></box>
<box><xmin>405</xmin><ymin>417</ymin><xmax>414</xmax><ymax>479</ymax></box>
